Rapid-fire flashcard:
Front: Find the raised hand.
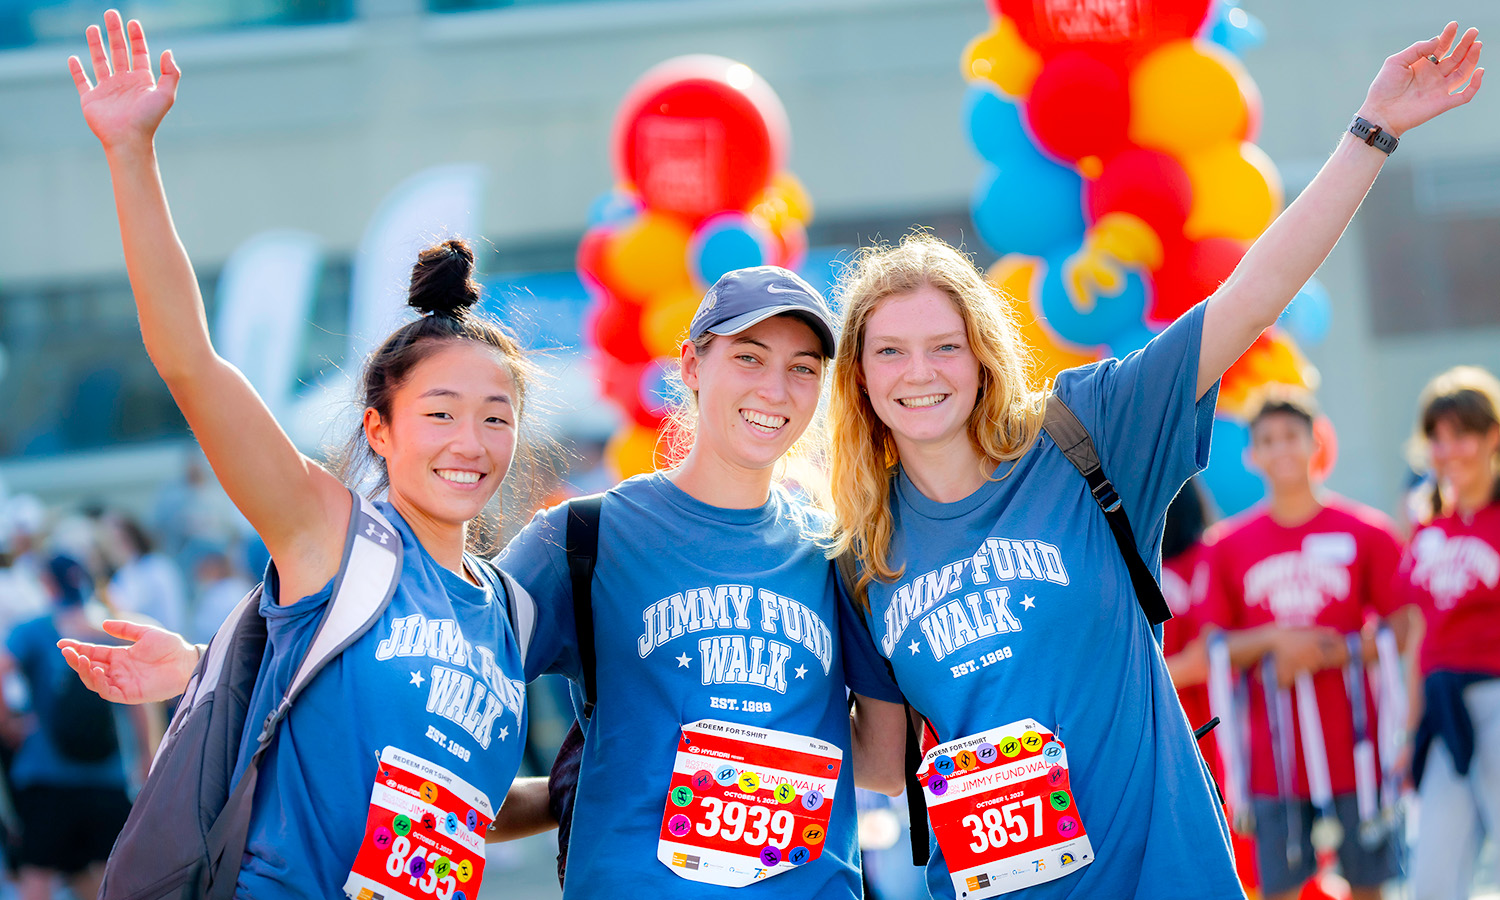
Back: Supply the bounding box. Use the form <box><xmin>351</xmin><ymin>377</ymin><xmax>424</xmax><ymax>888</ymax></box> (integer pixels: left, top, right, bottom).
<box><xmin>57</xmin><ymin>619</ymin><xmax>199</xmax><ymax>705</ymax></box>
<box><xmin>68</xmin><ymin>9</ymin><xmax>179</xmax><ymax>151</ymax></box>
<box><xmin>1360</xmin><ymin>22</ymin><xmax>1483</xmax><ymax>137</ymax></box>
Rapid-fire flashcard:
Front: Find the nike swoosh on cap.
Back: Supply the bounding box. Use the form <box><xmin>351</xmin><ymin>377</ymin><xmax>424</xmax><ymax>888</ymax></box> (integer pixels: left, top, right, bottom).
<box><xmin>764</xmin><ymin>284</ymin><xmax>803</xmax><ymax>294</ymax></box>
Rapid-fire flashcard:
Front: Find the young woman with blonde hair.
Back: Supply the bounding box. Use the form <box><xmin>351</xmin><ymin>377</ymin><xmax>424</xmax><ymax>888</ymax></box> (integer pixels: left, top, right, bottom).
<box><xmin>827</xmin><ymin>25</ymin><xmax>1483</xmax><ymax>900</ymax></box>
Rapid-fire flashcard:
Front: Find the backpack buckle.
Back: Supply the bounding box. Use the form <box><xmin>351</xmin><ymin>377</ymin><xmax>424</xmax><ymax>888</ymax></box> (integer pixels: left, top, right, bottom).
<box><xmin>1090</xmin><ymin>478</ymin><xmax>1122</xmax><ymax>513</ymax></box>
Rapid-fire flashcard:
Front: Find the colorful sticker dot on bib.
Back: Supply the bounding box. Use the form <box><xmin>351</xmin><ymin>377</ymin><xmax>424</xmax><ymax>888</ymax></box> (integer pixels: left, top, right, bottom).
<box><xmin>788</xmin><ymin>846</ymin><xmax>810</xmax><ymax>866</ymax></box>
<box><xmin>432</xmin><ymin>857</ymin><xmax>451</xmax><ymax>879</ymax></box>
<box><xmin>409</xmin><ymin>855</ymin><xmax>428</xmax><ymax>878</ymax></box>
<box><xmin>455</xmin><ymin>860</ymin><xmax>473</xmax><ymax>883</ymax></box>
<box><xmin>445</xmin><ymin>811</ymin><xmax>459</xmax><ymax>834</ymax></box>
<box><xmin>420</xmin><ymin>812</ymin><xmax>437</xmax><ymax>831</ymax></box>
<box><xmin>419</xmin><ymin>781</ymin><xmax>440</xmax><ymax>804</ymax></box>
<box><xmin>955</xmin><ymin>749</ymin><xmax>978</xmax><ymax>770</ymax></box>
<box><xmin>1050</xmin><ymin>790</ymin><xmax>1072</xmax><ymax>811</ymax></box>
<box><xmin>466</xmin><ymin>808</ymin><xmax>479</xmax><ymax>832</ymax></box>
<box><xmin>801</xmin><ymin>789</ymin><xmax>824</xmax><ymax>811</ymax></box>
<box><xmin>801</xmin><ymin>823</ymin><xmax>826</xmax><ymax>845</ymax></box>
<box><xmin>737</xmin><ymin>772</ymin><xmax>760</xmax><ymax>793</ymax></box>
<box><xmin>372</xmin><ymin>826</ymin><xmax>393</xmax><ymax>849</ymax></box>
<box><xmin>668</xmin><ymin>814</ymin><xmax>692</xmax><ymax>837</ymax></box>
<box><xmin>928</xmin><ymin>774</ymin><xmax>948</xmax><ymax>796</ymax></box>
<box><xmin>1000</xmin><ymin>736</ymin><xmax>1022</xmax><ymax>758</ymax></box>
<box><xmin>693</xmin><ymin>769</ymin><xmax>714</xmax><ymax>790</ymax></box>
<box><xmin>453</xmin><ymin>893</ymin><xmax>466</xmax><ymax>900</ymax></box>
<box><xmin>1057</xmin><ymin>815</ymin><xmax>1079</xmax><ymax>837</ymax></box>
<box><xmin>1021</xmin><ymin>730</ymin><xmax>1043</xmax><ymax>753</ymax></box>
<box><xmin>392</xmin><ymin>814</ymin><xmax>411</xmax><ymax>836</ymax></box>
<box><xmin>760</xmin><ymin>845</ymin><xmax>782</xmax><ymax>866</ymax></box>
<box><xmin>975</xmin><ymin>742</ymin><xmax>997</xmax><ymax>764</ymax></box>
<box><xmin>774</xmin><ymin>783</ymin><xmax>796</xmax><ymax>804</ymax></box>
<box><xmin>1047</xmin><ymin>765</ymin><xmax>1067</xmax><ymax>787</ymax></box>
<box><xmin>934</xmin><ymin>754</ymin><xmax>955</xmax><ymax>776</ymax></box>
<box><xmin>1042</xmin><ymin>740</ymin><xmax>1063</xmax><ymax>763</ymax></box>
<box><xmin>715</xmin><ymin>765</ymin><xmax>738</xmax><ymax>786</ymax></box>
<box><xmin>671</xmin><ymin>786</ymin><xmax>694</xmax><ymax>807</ymax></box>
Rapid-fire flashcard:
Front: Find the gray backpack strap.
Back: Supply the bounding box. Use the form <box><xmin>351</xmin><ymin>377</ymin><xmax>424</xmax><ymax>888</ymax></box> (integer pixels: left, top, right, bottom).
<box><xmin>1041</xmin><ymin>393</ymin><xmax>1173</xmax><ymax>626</ymax></box>
<box><xmin>499</xmin><ymin>570</ymin><xmax>537</xmax><ymax>671</ymax></box>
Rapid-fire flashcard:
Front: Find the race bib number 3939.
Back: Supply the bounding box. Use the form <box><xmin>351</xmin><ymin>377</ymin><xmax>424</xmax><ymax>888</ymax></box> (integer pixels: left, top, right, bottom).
<box><xmin>657</xmin><ymin>719</ymin><xmax>843</xmax><ymax>888</ymax></box>
<box><xmin>343</xmin><ymin>747</ymin><xmax>493</xmax><ymax>900</ymax></box>
<box><xmin>920</xmin><ymin>718</ymin><xmax>1093</xmax><ymax>897</ymax></box>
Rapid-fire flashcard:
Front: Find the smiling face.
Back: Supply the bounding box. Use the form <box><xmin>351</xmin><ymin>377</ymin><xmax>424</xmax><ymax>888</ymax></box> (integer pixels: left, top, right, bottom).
<box><xmin>680</xmin><ymin>314</ymin><xmax>825</xmax><ymax>475</ymax></box>
<box><xmin>1249</xmin><ymin>412</ymin><xmax>1317</xmax><ymax>491</ymax></box>
<box><xmin>1429</xmin><ymin>415</ymin><xmax>1500</xmax><ymax>501</ymax></box>
<box><xmin>364</xmin><ymin>340</ymin><xmax>517</xmax><ymax>530</ymax></box>
<box><xmin>859</xmin><ymin>284</ymin><xmax>981</xmax><ymax>458</ymax></box>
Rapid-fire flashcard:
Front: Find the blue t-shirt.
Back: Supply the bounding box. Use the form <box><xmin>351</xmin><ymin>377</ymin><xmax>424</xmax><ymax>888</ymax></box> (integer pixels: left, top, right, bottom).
<box><xmin>861</xmin><ymin>304</ymin><xmax>1244</xmax><ymax>899</ymax></box>
<box><xmin>232</xmin><ymin>500</ymin><xmax>529</xmax><ymax>900</ymax></box>
<box><xmin>498</xmin><ymin>473</ymin><xmax>901</xmax><ymax>899</ymax></box>
<box><xmin>6</xmin><ymin>613</ymin><xmax>128</xmax><ymax>790</ymax></box>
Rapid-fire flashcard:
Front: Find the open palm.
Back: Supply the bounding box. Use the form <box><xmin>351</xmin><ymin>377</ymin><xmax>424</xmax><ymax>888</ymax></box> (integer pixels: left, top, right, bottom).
<box><xmin>68</xmin><ymin>9</ymin><xmax>180</xmax><ymax>150</ymax></box>
<box><xmin>58</xmin><ymin>618</ymin><xmax>198</xmax><ymax>705</ymax></box>
<box><xmin>1362</xmin><ymin>22</ymin><xmax>1483</xmax><ymax>137</ymax></box>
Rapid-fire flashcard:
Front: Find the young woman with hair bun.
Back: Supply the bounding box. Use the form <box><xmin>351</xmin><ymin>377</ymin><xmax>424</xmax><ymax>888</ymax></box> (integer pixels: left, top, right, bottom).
<box><xmin>59</xmin><ymin>12</ymin><xmax>534</xmax><ymax>898</ymax></box>
<box><xmin>1400</xmin><ymin>365</ymin><xmax>1500</xmax><ymax>900</ymax></box>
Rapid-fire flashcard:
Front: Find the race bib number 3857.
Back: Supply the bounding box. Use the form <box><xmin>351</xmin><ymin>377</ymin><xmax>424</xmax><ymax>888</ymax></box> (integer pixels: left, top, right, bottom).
<box><xmin>657</xmin><ymin>719</ymin><xmax>843</xmax><ymax>888</ymax></box>
<box><xmin>343</xmin><ymin>747</ymin><xmax>493</xmax><ymax>900</ymax></box>
<box><xmin>919</xmin><ymin>718</ymin><xmax>1093</xmax><ymax>897</ymax></box>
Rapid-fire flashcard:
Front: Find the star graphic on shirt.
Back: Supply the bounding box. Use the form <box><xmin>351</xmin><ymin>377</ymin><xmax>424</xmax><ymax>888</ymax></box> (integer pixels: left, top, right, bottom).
<box><xmin>794</xmin><ymin>664</ymin><xmax>808</xmax><ymax>680</ymax></box>
<box><xmin>677</xmin><ymin>652</ymin><xmax>693</xmax><ymax>668</ymax></box>
<box><xmin>1022</xmin><ymin>595</ymin><xmax>1037</xmax><ymax>611</ymax></box>
<box><xmin>410</xmin><ymin>671</ymin><xmax>424</xmax><ymax>687</ymax></box>
<box><xmin>908</xmin><ymin>639</ymin><xmax>922</xmax><ymax>656</ymax></box>
<box><xmin>496</xmin><ymin>726</ymin><xmax>509</xmax><ymax>742</ymax></box>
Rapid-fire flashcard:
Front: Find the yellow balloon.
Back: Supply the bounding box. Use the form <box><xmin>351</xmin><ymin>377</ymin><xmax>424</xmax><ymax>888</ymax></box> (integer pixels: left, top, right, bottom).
<box><xmin>988</xmin><ymin>256</ymin><xmax>1099</xmax><ymax>386</ymax></box>
<box><xmin>963</xmin><ymin>17</ymin><xmax>1042</xmax><ymax>99</ymax></box>
<box><xmin>606</xmin><ymin>423</ymin><xmax>663</xmax><ymax>480</ymax></box>
<box><xmin>1182</xmin><ymin>143</ymin><xmax>1283</xmax><ymax>241</ymax></box>
<box><xmin>640</xmin><ymin>288</ymin><xmax>702</xmax><ymax>360</ymax></box>
<box><xmin>1219</xmin><ymin>330</ymin><xmax>1318</xmax><ymax>419</ymax></box>
<box><xmin>771</xmin><ymin>172</ymin><xmax>813</xmax><ymax>223</ymax></box>
<box><xmin>1129</xmin><ymin>40</ymin><xmax>1257</xmax><ymax>156</ymax></box>
<box><xmin>602</xmin><ymin>212</ymin><xmax>693</xmax><ymax>304</ymax></box>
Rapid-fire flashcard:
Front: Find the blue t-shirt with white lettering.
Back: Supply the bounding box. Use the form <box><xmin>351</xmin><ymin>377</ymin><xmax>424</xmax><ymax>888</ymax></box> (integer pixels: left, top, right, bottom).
<box><xmin>232</xmin><ymin>500</ymin><xmax>528</xmax><ymax>900</ymax></box>
<box><xmin>863</xmin><ymin>304</ymin><xmax>1244</xmax><ymax>899</ymax></box>
<box><xmin>499</xmin><ymin>474</ymin><xmax>901</xmax><ymax>899</ymax></box>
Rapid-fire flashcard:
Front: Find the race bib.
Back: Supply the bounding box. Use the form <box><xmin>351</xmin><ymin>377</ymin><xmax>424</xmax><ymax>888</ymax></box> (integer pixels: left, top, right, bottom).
<box><xmin>657</xmin><ymin>719</ymin><xmax>843</xmax><ymax>888</ymax></box>
<box><xmin>918</xmin><ymin>719</ymin><xmax>1093</xmax><ymax>897</ymax></box>
<box><xmin>344</xmin><ymin>747</ymin><xmax>493</xmax><ymax>900</ymax></box>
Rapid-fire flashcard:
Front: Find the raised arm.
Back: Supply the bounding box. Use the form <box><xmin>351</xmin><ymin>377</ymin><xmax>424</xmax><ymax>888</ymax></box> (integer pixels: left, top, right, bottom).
<box><xmin>70</xmin><ymin>11</ymin><xmax>347</xmax><ymax>599</ymax></box>
<box><xmin>1197</xmin><ymin>22</ymin><xmax>1483</xmax><ymax>399</ymax></box>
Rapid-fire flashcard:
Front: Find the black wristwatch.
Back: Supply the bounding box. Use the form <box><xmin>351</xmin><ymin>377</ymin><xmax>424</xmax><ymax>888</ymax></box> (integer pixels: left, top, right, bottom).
<box><xmin>1349</xmin><ymin>115</ymin><xmax>1399</xmax><ymax>154</ymax></box>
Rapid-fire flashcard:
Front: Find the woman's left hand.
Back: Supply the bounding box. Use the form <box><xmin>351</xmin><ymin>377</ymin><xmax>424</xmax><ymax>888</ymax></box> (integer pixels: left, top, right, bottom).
<box><xmin>1358</xmin><ymin>22</ymin><xmax>1483</xmax><ymax>138</ymax></box>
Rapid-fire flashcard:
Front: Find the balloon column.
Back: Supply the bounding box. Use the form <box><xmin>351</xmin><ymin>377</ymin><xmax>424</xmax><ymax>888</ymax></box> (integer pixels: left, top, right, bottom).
<box><xmin>964</xmin><ymin>0</ymin><xmax>1330</xmax><ymax>515</ymax></box>
<box><xmin>578</xmin><ymin>56</ymin><xmax>812</xmax><ymax>479</ymax></box>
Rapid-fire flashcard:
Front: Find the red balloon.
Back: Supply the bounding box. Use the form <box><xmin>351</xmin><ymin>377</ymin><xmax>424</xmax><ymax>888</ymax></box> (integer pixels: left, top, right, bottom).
<box><xmin>1025</xmin><ymin>52</ymin><xmax>1129</xmax><ymax>162</ymax></box>
<box><xmin>595</xmin><ymin>356</ymin><xmax>664</xmax><ymax>429</ymax></box>
<box><xmin>1150</xmin><ymin>237</ymin><xmax>1247</xmax><ymax>324</ymax></box>
<box><xmin>588</xmin><ymin>296</ymin><xmax>653</xmax><ymax>365</ymax></box>
<box><xmin>1086</xmin><ymin>148</ymin><xmax>1192</xmax><ymax>237</ymax></box>
<box><xmin>612</xmin><ymin>56</ymin><xmax>789</xmax><ymax>221</ymax></box>
<box><xmin>998</xmin><ymin>0</ymin><xmax>1213</xmax><ymax>65</ymax></box>
<box><xmin>576</xmin><ymin>226</ymin><xmax>615</xmax><ymax>297</ymax></box>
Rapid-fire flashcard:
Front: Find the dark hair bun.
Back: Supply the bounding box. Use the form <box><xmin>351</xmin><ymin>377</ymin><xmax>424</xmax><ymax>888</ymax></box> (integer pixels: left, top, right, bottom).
<box><xmin>408</xmin><ymin>238</ymin><xmax>481</xmax><ymax>317</ymax></box>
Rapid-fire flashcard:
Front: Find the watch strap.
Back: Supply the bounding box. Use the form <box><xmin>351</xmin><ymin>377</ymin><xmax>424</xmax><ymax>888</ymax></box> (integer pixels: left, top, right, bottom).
<box><xmin>1350</xmin><ymin>115</ymin><xmax>1399</xmax><ymax>154</ymax></box>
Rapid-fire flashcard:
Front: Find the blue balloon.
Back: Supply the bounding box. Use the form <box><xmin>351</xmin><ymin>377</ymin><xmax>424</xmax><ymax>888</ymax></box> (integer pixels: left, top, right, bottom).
<box><xmin>1038</xmin><ymin>250</ymin><xmax>1150</xmax><ymax>349</ymax></box>
<box><xmin>1279</xmin><ymin>278</ymin><xmax>1332</xmax><ymax>347</ymax></box>
<box><xmin>587</xmin><ymin>188</ymin><xmax>641</xmax><ymax>227</ymax></box>
<box><xmin>1201</xmin><ymin>416</ymin><xmax>1265</xmax><ymax>516</ymax></box>
<box><xmin>694</xmin><ymin>221</ymin><xmax>767</xmax><ymax>285</ymax></box>
<box><xmin>1204</xmin><ymin>0</ymin><xmax>1265</xmax><ymax>58</ymax></box>
<box><xmin>972</xmin><ymin>161</ymin><xmax>1085</xmax><ymax>258</ymax></box>
<box><xmin>964</xmin><ymin>86</ymin><xmax>1032</xmax><ymax>167</ymax></box>
<box><xmin>638</xmin><ymin>359</ymin><xmax>679</xmax><ymax>417</ymax></box>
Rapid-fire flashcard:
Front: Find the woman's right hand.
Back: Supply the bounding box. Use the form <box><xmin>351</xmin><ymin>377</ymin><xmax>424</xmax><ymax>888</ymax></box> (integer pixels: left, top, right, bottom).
<box><xmin>57</xmin><ymin>619</ymin><xmax>198</xmax><ymax>705</ymax></box>
<box><xmin>68</xmin><ymin>10</ymin><xmax>179</xmax><ymax>152</ymax></box>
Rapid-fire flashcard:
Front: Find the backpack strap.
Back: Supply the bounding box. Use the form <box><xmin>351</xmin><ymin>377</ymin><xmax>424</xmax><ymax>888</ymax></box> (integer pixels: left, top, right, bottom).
<box><xmin>1042</xmin><ymin>393</ymin><xmax>1173</xmax><ymax>626</ymax></box>
<box><xmin>834</xmin><ymin>551</ymin><xmax>932</xmax><ymax>867</ymax></box>
<box><xmin>565</xmin><ymin>494</ymin><xmax>604</xmax><ymax>721</ymax></box>
<box><xmin>500</xmin><ymin>571</ymin><xmax>537</xmax><ymax>671</ymax></box>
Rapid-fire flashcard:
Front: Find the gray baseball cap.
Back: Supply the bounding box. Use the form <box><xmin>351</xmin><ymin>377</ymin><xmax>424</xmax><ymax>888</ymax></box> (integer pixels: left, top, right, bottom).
<box><xmin>688</xmin><ymin>266</ymin><xmax>837</xmax><ymax>358</ymax></box>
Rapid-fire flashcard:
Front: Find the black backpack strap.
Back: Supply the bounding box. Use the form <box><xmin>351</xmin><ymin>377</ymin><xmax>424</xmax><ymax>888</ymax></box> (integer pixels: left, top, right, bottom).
<box><xmin>834</xmin><ymin>550</ymin><xmax>932</xmax><ymax>867</ymax></box>
<box><xmin>1042</xmin><ymin>393</ymin><xmax>1173</xmax><ymax>626</ymax></box>
<box><xmin>565</xmin><ymin>494</ymin><xmax>604</xmax><ymax>721</ymax></box>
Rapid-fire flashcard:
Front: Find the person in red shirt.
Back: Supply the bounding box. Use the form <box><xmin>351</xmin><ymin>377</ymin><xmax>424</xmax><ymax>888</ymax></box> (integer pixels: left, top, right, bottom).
<box><xmin>1201</xmin><ymin>388</ymin><xmax>1412</xmax><ymax>900</ymax></box>
<box><xmin>1400</xmin><ymin>366</ymin><xmax>1500</xmax><ymax>900</ymax></box>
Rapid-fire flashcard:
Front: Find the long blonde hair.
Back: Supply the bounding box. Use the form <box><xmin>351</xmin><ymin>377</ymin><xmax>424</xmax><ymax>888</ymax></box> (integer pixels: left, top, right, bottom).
<box><xmin>828</xmin><ymin>233</ymin><xmax>1046</xmax><ymax>603</ymax></box>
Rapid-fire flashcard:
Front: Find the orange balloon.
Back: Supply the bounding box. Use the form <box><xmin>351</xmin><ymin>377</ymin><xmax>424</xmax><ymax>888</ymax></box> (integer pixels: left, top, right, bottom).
<box><xmin>989</xmin><ymin>256</ymin><xmax>1099</xmax><ymax>385</ymax></box>
<box><xmin>1129</xmin><ymin>40</ymin><xmax>1258</xmax><ymax>156</ymax></box>
<box><xmin>963</xmin><ymin>17</ymin><xmax>1043</xmax><ymax>99</ymax></box>
<box><xmin>602</xmin><ymin>212</ymin><xmax>694</xmax><ymax>304</ymax></box>
<box><xmin>640</xmin><ymin>288</ymin><xmax>702</xmax><ymax>360</ymax></box>
<box><xmin>1219</xmin><ymin>329</ymin><xmax>1318</xmax><ymax>418</ymax></box>
<box><xmin>1182</xmin><ymin>142</ymin><xmax>1283</xmax><ymax>241</ymax></box>
<box><xmin>606</xmin><ymin>423</ymin><xmax>664</xmax><ymax>480</ymax></box>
